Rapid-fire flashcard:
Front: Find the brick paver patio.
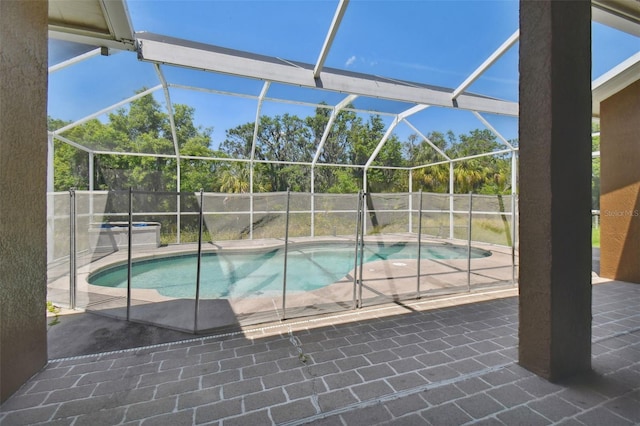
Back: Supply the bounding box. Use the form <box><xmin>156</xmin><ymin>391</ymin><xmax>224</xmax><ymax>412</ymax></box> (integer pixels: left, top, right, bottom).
<box><xmin>1</xmin><ymin>280</ymin><xmax>639</xmax><ymax>425</ymax></box>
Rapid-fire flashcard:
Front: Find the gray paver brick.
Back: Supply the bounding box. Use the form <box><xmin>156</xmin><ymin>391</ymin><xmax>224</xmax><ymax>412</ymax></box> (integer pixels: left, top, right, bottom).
<box><xmin>223</xmin><ymin>377</ymin><xmax>263</xmax><ymax>399</ymax></box>
<box><xmin>364</xmin><ymin>349</ymin><xmax>400</xmax><ymax>364</ymax></box>
<box><xmin>486</xmin><ymin>383</ymin><xmax>533</xmax><ymax>408</ymax></box>
<box><xmin>45</xmin><ymin>384</ymin><xmax>97</xmax><ymax>403</ymax></box>
<box><xmin>137</xmin><ymin>368</ymin><xmax>181</xmax><ymax>388</ymax></box>
<box><xmin>340</xmin><ymin>343</ymin><xmax>371</xmax><ymax>356</ymax></box>
<box><xmin>416</xmin><ymin>351</ymin><xmax>454</xmax><ymax>367</ymax></box>
<box><xmin>605</xmin><ymin>395</ymin><xmax>640</xmax><ymax>423</ymax></box>
<box><xmin>151</xmin><ymin>348</ymin><xmax>188</xmax><ymax>362</ymax></box>
<box><xmin>285</xmin><ymin>379</ymin><xmax>327</xmax><ymax>400</ymax></box>
<box><xmin>26</xmin><ymin>377</ymin><xmax>79</xmax><ymax>394</ymax></box>
<box><xmin>73</xmin><ymin>407</ymin><xmax>126</xmax><ymax>426</ymax></box>
<box><xmin>388</xmin><ymin>357</ymin><xmax>424</xmax><ymax>374</ymax></box>
<box><xmin>340</xmin><ymin>404</ymin><xmax>392</xmax><ymax>425</ymax></box>
<box><xmin>368</xmin><ymin>338</ymin><xmax>400</xmax><ymax>351</ymax></box>
<box><xmin>455</xmin><ymin>393</ymin><xmax>504</xmax><ymax>420</ymax></box>
<box><xmin>195</xmin><ymin>398</ymin><xmax>243</xmax><ymax>424</ymax></box>
<box><xmin>223</xmin><ymin>409</ymin><xmax>271</xmax><ymax>426</ymax></box>
<box><xmin>270</xmin><ymin>398</ymin><xmax>317</xmax><ymax>424</ymax></box>
<box><xmin>1</xmin><ymin>405</ymin><xmax>57</xmax><ymax>426</ymax></box>
<box><xmin>67</xmin><ymin>359</ymin><xmax>115</xmax><ymax>376</ymax></box>
<box><xmin>419</xmin><ymin>365</ymin><xmax>460</xmax><ymax>382</ymax></box>
<box><xmin>186</xmin><ymin>341</ymin><xmax>222</xmax><ymax>356</ymax></box>
<box><xmin>386</xmin><ymin>372</ymin><xmax>428</xmax><ymax>392</ymax></box>
<box><xmin>422</xmin><ymin>383</ymin><xmax>465</xmax><ymax>405</ymax></box>
<box><xmin>334</xmin><ymin>355</ymin><xmax>370</xmax><ymax>372</ymax></box>
<box><xmin>384</xmin><ymin>393</ymin><xmax>428</xmax><ymax>417</ymax></box>
<box><xmin>357</xmin><ymin>363</ymin><xmax>395</xmax><ymax>381</ymax></box>
<box><xmin>219</xmin><ymin>355</ymin><xmax>254</xmax><ymax>371</ymax></box>
<box><xmin>311</xmin><ymin>348</ymin><xmax>345</xmax><ymax>363</ymax></box>
<box><xmin>421</xmin><ymin>402</ymin><xmax>474</xmax><ymax>425</ymax></box>
<box><xmin>317</xmin><ymin>388</ymin><xmax>358</xmax><ymax>412</ymax></box>
<box><xmin>391</xmin><ymin>344</ymin><xmax>425</xmax><ymax>358</ymax></box>
<box><xmin>322</xmin><ymin>370</ymin><xmax>363</xmax><ymax>390</ymax></box>
<box><xmin>242</xmin><ymin>361</ymin><xmax>279</xmax><ymax>379</ymax></box>
<box><xmin>319</xmin><ymin>337</ymin><xmax>350</xmax><ymax>350</ymax></box>
<box><xmin>455</xmin><ymin>377</ymin><xmax>491</xmax><ymax>395</ymax></box>
<box><xmin>180</xmin><ymin>361</ymin><xmax>220</xmax><ymax>379</ymax></box>
<box><xmin>351</xmin><ymin>379</ymin><xmax>394</xmax><ymax>401</ymax></box>
<box><xmin>244</xmin><ymin>387</ymin><xmax>287</xmax><ymax>412</ymax></box>
<box><xmin>124</xmin><ymin>396</ymin><xmax>178</xmax><ymax>421</ymax></box>
<box><xmin>201</xmin><ymin>369</ymin><xmax>241</xmax><ymax>389</ymax></box>
<box><xmin>178</xmin><ymin>388</ymin><xmax>222</xmax><ymax>410</ymax></box>
<box><xmin>576</xmin><ymin>406</ymin><xmax>634</xmax><ymax>426</ymax></box>
<box><xmin>156</xmin><ymin>377</ymin><xmax>200</xmax><ymax>398</ymax></box>
<box><xmin>496</xmin><ymin>405</ymin><xmax>554</xmax><ymax>426</ymax></box>
<box><xmin>0</xmin><ymin>392</ymin><xmax>49</xmax><ymax>411</ymax></box>
<box><xmin>140</xmin><ymin>409</ymin><xmax>194</xmax><ymax>425</ymax></box>
<box><xmin>528</xmin><ymin>394</ymin><xmax>581</xmax><ymax>422</ymax></box>
<box><xmin>447</xmin><ymin>358</ymin><xmax>486</xmax><ymax>375</ymax></box>
<box><xmin>262</xmin><ymin>369</ymin><xmax>306</xmax><ymax>389</ymax></box>
<box><xmin>307</xmin><ymin>361</ymin><xmax>339</xmax><ymax>377</ymax></box>
<box><xmin>56</xmin><ymin>393</ymin><xmax>129</xmax><ymax>419</ymax></box>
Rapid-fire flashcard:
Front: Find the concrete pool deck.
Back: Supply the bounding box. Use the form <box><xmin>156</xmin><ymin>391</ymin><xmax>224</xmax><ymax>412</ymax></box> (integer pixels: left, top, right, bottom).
<box><xmin>2</xmin><ymin>278</ymin><xmax>638</xmax><ymax>425</ymax></box>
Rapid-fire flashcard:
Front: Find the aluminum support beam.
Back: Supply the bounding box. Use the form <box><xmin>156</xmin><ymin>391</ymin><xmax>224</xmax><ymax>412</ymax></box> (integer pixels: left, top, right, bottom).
<box><xmin>452</xmin><ymin>30</ymin><xmax>520</xmax><ymax>100</ymax></box>
<box><xmin>472</xmin><ymin>111</ymin><xmax>516</xmax><ymax>150</ymax></box>
<box><xmin>136</xmin><ymin>33</ymin><xmax>518</xmax><ymax>117</ymax></box>
<box><xmin>314</xmin><ymin>0</ymin><xmax>349</xmax><ymax>78</ymax></box>
<box><xmin>364</xmin><ymin>105</ymin><xmax>429</xmax><ymax>170</ymax></box>
<box><xmin>48</xmin><ymin>48</ymin><xmax>102</xmax><ymax>74</ymax></box>
<box><xmin>53</xmin><ymin>85</ymin><xmax>163</xmax><ymax>134</ymax></box>
<box><xmin>312</xmin><ymin>94</ymin><xmax>358</xmax><ymax>164</ymax></box>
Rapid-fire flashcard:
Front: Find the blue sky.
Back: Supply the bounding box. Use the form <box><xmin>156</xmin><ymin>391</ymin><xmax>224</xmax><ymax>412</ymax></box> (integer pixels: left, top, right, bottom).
<box><xmin>48</xmin><ymin>1</ymin><xmax>639</xmax><ymax>150</ymax></box>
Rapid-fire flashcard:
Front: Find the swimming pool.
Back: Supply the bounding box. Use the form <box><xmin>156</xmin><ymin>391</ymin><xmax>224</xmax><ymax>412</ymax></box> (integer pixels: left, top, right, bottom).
<box><xmin>89</xmin><ymin>242</ymin><xmax>491</xmax><ymax>299</ymax></box>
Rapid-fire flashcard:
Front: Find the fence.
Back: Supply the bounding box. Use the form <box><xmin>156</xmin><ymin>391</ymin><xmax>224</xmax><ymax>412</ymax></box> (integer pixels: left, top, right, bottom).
<box><xmin>47</xmin><ymin>190</ymin><xmax>518</xmax><ymax>333</ymax></box>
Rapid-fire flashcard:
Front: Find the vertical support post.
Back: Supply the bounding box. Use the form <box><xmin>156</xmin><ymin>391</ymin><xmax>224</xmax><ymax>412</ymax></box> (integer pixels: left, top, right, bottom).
<box><xmin>250</xmin><ymin>165</ymin><xmax>254</xmax><ymax>240</ymax></box>
<box><xmin>311</xmin><ymin>167</ymin><xmax>315</xmax><ymax>237</ymax></box>
<box><xmin>362</xmin><ymin>173</ymin><xmax>368</xmax><ymax>235</ymax></box>
<box><xmin>467</xmin><ymin>192</ymin><xmax>473</xmax><ymax>292</ymax></box>
<box><xmin>126</xmin><ymin>187</ymin><xmax>133</xmax><ymax>321</ymax></box>
<box><xmin>47</xmin><ymin>133</ymin><xmax>54</xmax><ymax>193</ymax></box>
<box><xmin>69</xmin><ymin>189</ymin><xmax>77</xmax><ymax>310</ymax></box>
<box><xmin>88</xmin><ymin>152</ymin><xmax>94</xmax><ymax>223</ymax></box>
<box><xmin>519</xmin><ymin>0</ymin><xmax>592</xmax><ymax>380</ymax></box>
<box><xmin>449</xmin><ymin>162</ymin><xmax>455</xmax><ymax>239</ymax></box>
<box><xmin>194</xmin><ymin>189</ymin><xmax>204</xmax><ymax>332</ymax></box>
<box><xmin>408</xmin><ymin>172</ymin><xmax>413</xmax><ymax>233</ymax></box>
<box><xmin>282</xmin><ymin>189</ymin><xmax>291</xmax><ymax>320</ymax></box>
<box><xmin>511</xmin><ymin>192</ymin><xmax>517</xmax><ymax>285</ymax></box>
<box><xmin>47</xmin><ymin>135</ymin><xmax>55</xmax><ymax>264</ymax></box>
<box><xmin>353</xmin><ymin>191</ymin><xmax>363</xmax><ymax>309</ymax></box>
<box><xmin>358</xmin><ymin>193</ymin><xmax>366</xmax><ymax>307</ymax></box>
<box><xmin>416</xmin><ymin>190</ymin><xmax>423</xmax><ymax>299</ymax></box>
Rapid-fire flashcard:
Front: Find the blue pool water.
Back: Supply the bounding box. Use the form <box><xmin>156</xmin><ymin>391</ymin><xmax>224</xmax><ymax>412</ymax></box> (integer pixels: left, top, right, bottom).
<box><xmin>89</xmin><ymin>242</ymin><xmax>490</xmax><ymax>299</ymax></box>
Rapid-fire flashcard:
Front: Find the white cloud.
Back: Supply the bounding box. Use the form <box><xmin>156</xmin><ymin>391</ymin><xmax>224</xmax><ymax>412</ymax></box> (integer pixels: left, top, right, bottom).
<box><xmin>345</xmin><ymin>55</ymin><xmax>357</xmax><ymax>67</ymax></box>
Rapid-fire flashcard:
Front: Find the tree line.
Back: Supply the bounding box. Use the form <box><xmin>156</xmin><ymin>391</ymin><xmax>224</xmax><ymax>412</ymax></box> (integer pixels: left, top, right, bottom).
<box><xmin>50</xmin><ymin>89</ymin><xmax>517</xmax><ymax>196</ymax></box>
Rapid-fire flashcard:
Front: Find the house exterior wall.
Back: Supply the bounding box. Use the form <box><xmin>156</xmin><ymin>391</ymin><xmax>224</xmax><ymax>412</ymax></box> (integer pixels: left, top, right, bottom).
<box><xmin>600</xmin><ymin>79</ymin><xmax>640</xmax><ymax>283</ymax></box>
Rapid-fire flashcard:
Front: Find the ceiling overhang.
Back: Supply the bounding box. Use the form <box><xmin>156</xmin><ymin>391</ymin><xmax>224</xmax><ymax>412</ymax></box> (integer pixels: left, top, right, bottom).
<box><xmin>592</xmin><ymin>0</ymin><xmax>640</xmax><ymax>37</ymax></box>
<box><xmin>48</xmin><ymin>0</ymin><xmax>135</xmax><ymax>51</ymax></box>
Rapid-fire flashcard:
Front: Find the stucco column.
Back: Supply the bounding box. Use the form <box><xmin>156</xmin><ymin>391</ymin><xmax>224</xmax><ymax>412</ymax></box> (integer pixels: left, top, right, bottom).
<box><xmin>0</xmin><ymin>0</ymin><xmax>49</xmax><ymax>402</ymax></box>
<box><xmin>518</xmin><ymin>0</ymin><xmax>592</xmax><ymax>380</ymax></box>
<box><xmin>600</xmin><ymin>80</ymin><xmax>640</xmax><ymax>283</ymax></box>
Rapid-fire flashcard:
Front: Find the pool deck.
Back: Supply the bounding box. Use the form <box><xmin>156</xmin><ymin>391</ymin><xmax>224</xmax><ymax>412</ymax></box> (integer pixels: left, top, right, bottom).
<box><xmin>2</xmin><ymin>277</ymin><xmax>639</xmax><ymax>425</ymax></box>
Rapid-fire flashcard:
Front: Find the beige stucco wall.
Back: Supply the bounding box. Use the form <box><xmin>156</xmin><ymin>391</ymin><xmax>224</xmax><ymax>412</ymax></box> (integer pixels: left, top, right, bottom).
<box><xmin>0</xmin><ymin>0</ymin><xmax>49</xmax><ymax>402</ymax></box>
<box><xmin>600</xmin><ymin>79</ymin><xmax>640</xmax><ymax>283</ymax></box>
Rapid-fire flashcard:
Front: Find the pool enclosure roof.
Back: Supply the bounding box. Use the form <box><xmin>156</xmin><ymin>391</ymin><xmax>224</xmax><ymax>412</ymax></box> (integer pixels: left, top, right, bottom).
<box><xmin>47</xmin><ymin>0</ymin><xmax>640</xmax><ymax>176</ymax></box>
